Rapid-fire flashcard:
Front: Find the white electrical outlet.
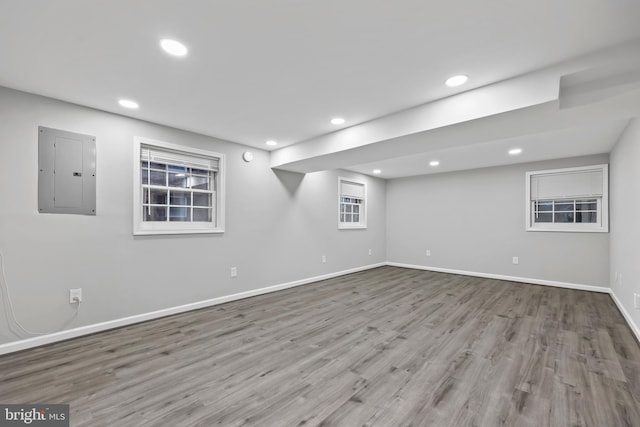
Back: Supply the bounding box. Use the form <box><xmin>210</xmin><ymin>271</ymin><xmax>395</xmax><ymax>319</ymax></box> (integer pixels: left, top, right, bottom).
<box><xmin>634</xmin><ymin>293</ymin><xmax>639</xmax><ymax>310</ymax></box>
<box><xmin>69</xmin><ymin>288</ymin><xmax>82</xmax><ymax>304</ymax></box>
<box><xmin>426</xmin><ymin>249</ymin><xmax>431</xmax><ymax>257</ymax></box>
<box><xmin>512</xmin><ymin>257</ymin><xmax>519</xmax><ymax>265</ymax></box>
<box><xmin>322</xmin><ymin>255</ymin><xmax>326</xmax><ymax>264</ymax></box>
<box><xmin>368</xmin><ymin>249</ymin><xmax>372</xmax><ymax>256</ymax></box>
<box><xmin>230</xmin><ymin>267</ymin><xmax>237</xmax><ymax>277</ymax></box>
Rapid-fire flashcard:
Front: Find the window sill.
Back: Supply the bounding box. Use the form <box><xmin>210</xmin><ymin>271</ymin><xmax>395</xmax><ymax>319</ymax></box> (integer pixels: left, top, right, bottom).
<box><xmin>526</xmin><ymin>226</ymin><xmax>608</xmax><ymax>233</ymax></box>
<box><xmin>338</xmin><ymin>225</ymin><xmax>367</xmax><ymax>230</ymax></box>
<box><xmin>133</xmin><ymin>227</ymin><xmax>224</xmax><ymax>236</ymax></box>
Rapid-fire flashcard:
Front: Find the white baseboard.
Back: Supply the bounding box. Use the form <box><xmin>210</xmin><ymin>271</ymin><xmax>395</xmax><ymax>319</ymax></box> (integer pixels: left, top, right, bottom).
<box><xmin>609</xmin><ymin>290</ymin><xmax>640</xmax><ymax>344</ymax></box>
<box><xmin>2</xmin><ymin>262</ymin><xmax>634</xmax><ymax>356</ymax></box>
<box><xmin>388</xmin><ymin>262</ymin><xmax>640</xmax><ymax>343</ymax></box>
<box><xmin>389</xmin><ymin>262</ymin><xmax>640</xmax><ymax>344</ymax></box>
<box><xmin>386</xmin><ymin>262</ymin><xmax>611</xmax><ymax>293</ymax></box>
<box><xmin>0</xmin><ymin>263</ymin><xmax>386</xmax><ymax>356</ymax></box>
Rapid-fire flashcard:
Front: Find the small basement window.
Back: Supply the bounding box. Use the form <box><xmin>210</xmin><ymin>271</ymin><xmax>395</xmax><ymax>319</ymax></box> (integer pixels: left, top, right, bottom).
<box><xmin>338</xmin><ymin>177</ymin><xmax>366</xmax><ymax>229</ymax></box>
<box><xmin>526</xmin><ymin>164</ymin><xmax>608</xmax><ymax>232</ymax></box>
<box><xmin>133</xmin><ymin>137</ymin><xmax>225</xmax><ymax>235</ymax></box>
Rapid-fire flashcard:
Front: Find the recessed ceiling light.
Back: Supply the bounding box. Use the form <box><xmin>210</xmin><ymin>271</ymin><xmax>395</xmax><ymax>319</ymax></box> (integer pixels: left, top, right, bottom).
<box><xmin>331</xmin><ymin>118</ymin><xmax>346</xmax><ymax>125</ymax></box>
<box><xmin>509</xmin><ymin>148</ymin><xmax>522</xmax><ymax>155</ymax></box>
<box><xmin>118</xmin><ymin>99</ymin><xmax>139</xmax><ymax>109</ymax></box>
<box><xmin>445</xmin><ymin>74</ymin><xmax>468</xmax><ymax>87</ymax></box>
<box><xmin>160</xmin><ymin>39</ymin><xmax>188</xmax><ymax>56</ymax></box>
<box><xmin>429</xmin><ymin>160</ymin><xmax>440</xmax><ymax>167</ymax></box>
<box><xmin>265</xmin><ymin>140</ymin><xmax>278</xmax><ymax>146</ymax></box>
<box><xmin>372</xmin><ymin>169</ymin><xmax>382</xmax><ymax>174</ymax></box>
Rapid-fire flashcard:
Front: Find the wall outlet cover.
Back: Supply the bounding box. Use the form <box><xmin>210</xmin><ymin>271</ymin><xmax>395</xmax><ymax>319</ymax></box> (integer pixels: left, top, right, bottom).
<box><xmin>69</xmin><ymin>288</ymin><xmax>82</xmax><ymax>304</ymax></box>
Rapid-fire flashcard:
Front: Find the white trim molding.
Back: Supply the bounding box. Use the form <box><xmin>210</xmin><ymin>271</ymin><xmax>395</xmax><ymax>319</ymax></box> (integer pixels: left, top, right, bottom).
<box><xmin>338</xmin><ymin>176</ymin><xmax>367</xmax><ymax>230</ymax></box>
<box><xmin>525</xmin><ymin>163</ymin><xmax>609</xmax><ymax>233</ymax></box>
<box><xmin>133</xmin><ymin>136</ymin><xmax>226</xmax><ymax>235</ymax></box>
<box><xmin>0</xmin><ymin>263</ymin><xmax>385</xmax><ymax>356</ymax></box>
<box><xmin>4</xmin><ymin>262</ymin><xmax>638</xmax><ymax>356</ymax></box>
<box><xmin>387</xmin><ymin>262</ymin><xmax>640</xmax><ymax>343</ymax></box>
<box><xmin>609</xmin><ymin>291</ymin><xmax>640</xmax><ymax>344</ymax></box>
<box><xmin>386</xmin><ymin>262</ymin><xmax>610</xmax><ymax>293</ymax></box>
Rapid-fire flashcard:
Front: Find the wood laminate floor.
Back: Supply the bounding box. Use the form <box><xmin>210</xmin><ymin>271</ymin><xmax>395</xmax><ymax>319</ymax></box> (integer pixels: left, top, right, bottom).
<box><xmin>1</xmin><ymin>266</ymin><xmax>640</xmax><ymax>426</ymax></box>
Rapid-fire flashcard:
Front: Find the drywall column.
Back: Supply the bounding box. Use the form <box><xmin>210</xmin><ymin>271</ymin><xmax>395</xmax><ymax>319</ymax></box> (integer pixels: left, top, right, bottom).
<box><xmin>609</xmin><ymin>118</ymin><xmax>640</xmax><ymax>339</ymax></box>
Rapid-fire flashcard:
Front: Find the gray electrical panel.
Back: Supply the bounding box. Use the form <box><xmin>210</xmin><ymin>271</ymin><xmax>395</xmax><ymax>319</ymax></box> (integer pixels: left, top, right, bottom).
<box><xmin>38</xmin><ymin>126</ymin><xmax>96</xmax><ymax>215</ymax></box>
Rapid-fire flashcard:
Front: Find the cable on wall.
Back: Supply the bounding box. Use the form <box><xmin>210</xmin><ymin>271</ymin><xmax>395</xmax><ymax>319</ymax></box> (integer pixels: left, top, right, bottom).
<box><xmin>0</xmin><ymin>251</ymin><xmax>79</xmax><ymax>338</ymax></box>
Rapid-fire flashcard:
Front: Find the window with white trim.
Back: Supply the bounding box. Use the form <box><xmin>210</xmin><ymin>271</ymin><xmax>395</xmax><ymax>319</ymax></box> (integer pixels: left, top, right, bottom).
<box><xmin>526</xmin><ymin>164</ymin><xmax>608</xmax><ymax>232</ymax></box>
<box><xmin>133</xmin><ymin>137</ymin><xmax>225</xmax><ymax>235</ymax></box>
<box><xmin>338</xmin><ymin>177</ymin><xmax>366</xmax><ymax>229</ymax></box>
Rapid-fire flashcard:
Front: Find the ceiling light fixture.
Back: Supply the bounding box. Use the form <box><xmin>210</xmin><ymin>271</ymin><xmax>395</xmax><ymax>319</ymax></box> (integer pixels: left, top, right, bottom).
<box><xmin>331</xmin><ymin>118</ymin><xmax>346</xmax><ymax>125</ymax></box>
<box><xmin>265</xmin><ymin>140</ymin><xmax>278</xmax><ymax>146</ymax></box>
<box><xmin>429</xmin><ymin>160</ymin><xmax>440</xmax><ymax>167</ymax></box>
<box><xmin>118</xmin><ymin>99</ymin><xmax>139</xmax><ymax>109</ymax></box>
<box><xmin>509</xmin><ymin>148</ymin><xmax>522</xmax><ymax>155</ymax></box>
<box><xmin>373</xmin><ymin>169</ymin><xmax>382</xmax><ymax>175</ymax></box>
<box><xmin>160</xmin><ymin>39</ymin><xmax>188</xmax><ymax>56</ymax></box>
<box><xmin>445</xmin><ymin>74</ymin><xmax>468</xmax><ymax>87</ymax></box>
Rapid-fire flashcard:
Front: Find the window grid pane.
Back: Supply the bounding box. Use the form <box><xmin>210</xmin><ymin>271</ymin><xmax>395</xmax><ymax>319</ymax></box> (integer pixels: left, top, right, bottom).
<box><xmin>340</xmin><ymin>197</ymin><xmax>363</xmax><ymax>224</ymax></box>
<box><xmin>338</xmin><ymin>179</ymin><xmax>366</xmax><ymax>228</ymax></box>
<box><xmin>534</xmin><ymin>198</ymin><xmax>599</xmax><ymax>225</ymax></box>
<box><xmin>142</xmin><ymin>161</ymin><xmax>215</xmax><ymax>223</ymax></box>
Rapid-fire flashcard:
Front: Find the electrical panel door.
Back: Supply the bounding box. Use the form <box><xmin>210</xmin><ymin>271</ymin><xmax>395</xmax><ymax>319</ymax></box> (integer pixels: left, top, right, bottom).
<box><xmin>38</xmin><ymin>126</ymin><xmax>96</xmax><ymax>215</ymax></box>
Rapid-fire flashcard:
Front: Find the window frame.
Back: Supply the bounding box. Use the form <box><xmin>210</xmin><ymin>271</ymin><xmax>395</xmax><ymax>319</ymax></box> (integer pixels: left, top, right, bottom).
<box><xmin>133</xmin><ymin>137</ymin><xmax>225</xmax><ymax>235</ymax></box>
<box><xmin>525</xmin><ymin>164</ymin><xmax>608</xmax><ymax>233</ymax></box>
<box><xmin>338</xmin><ymin>177</ymin><xmax>367</xmax><ymax>230</ymax></box>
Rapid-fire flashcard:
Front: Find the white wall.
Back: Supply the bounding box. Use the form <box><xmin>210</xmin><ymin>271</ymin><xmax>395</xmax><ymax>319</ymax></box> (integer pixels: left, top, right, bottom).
<box><xmin>0</xmin><ymin>86</ymin><xmax>386</xmax><ymax>346</ymax></box>
<box><xmin>2</xmin><ymin>83</ymin><xmax>636</xmax><ymax>351</ymax></box>
<box><xmin>610</xmin><ymin>118</ymin><xmax>640</xmax><ymax>336</ymax></box>
<box><xmin>386</xmin><ymin>155</ymin><xmax>610</xmax><ymax>287</ymax></box>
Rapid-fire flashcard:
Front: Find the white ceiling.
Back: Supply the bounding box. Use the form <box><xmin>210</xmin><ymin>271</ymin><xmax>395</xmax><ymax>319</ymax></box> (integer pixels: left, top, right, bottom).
<box><xmin>1</xmin><ymin>1</ymin><xmax>640</xmax><ymax>178</ymax></box>
<box><xmin>347</xmin><ymin>119</ymin><xmax>629</xmax><ymax>179</ymax></box>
